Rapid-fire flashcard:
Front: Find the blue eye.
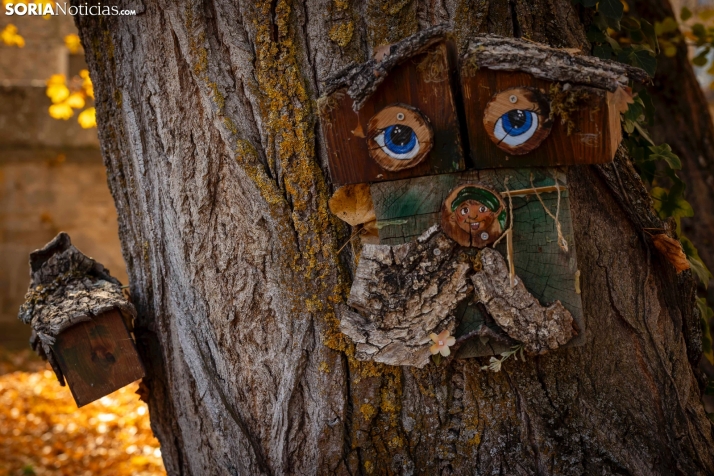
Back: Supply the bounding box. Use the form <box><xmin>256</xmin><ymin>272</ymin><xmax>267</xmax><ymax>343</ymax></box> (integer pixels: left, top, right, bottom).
<box><xmin>367</xmin><ymin>104</ymin><xmax>433</xmax><ymax>171</ymax></box>
<box><xmin>374</xmin><ymin>124</ymin><xmax>420</xmax><ymax>160</ymax></box>
<box><xmin>494</xmin><ymin>109</ymin><xmax>539</xmax><ymax>147</ymax></box>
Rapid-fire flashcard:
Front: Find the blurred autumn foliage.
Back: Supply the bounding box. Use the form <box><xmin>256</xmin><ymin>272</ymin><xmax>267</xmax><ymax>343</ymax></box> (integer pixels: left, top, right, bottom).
<box><xmin>0</xmin><ymin>349</ymin><xmax>165</xmax><ymax>476</ymax></box>
<box><xmin>45</xmin><ymin>70</ymin><xmax>96</xmax><ymax>128</ymax></box>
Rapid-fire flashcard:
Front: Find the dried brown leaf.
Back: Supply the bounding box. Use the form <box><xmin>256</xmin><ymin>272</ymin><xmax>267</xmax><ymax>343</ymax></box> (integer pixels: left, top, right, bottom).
<box><xmin>652</xmin><ymin>233</ymin><xmax>690</xmax><ymax>273</ymax></box>
<box><xmin>328</xmin><ymin>184</ymin><xmax>376</xmax><ymax>226</ymax></box>
<box><xmin>373</xmin><ymin>44</ymin><xmax>391</xmax><ymax>62</ymax></box>
<box><xmin>612</xmin><ymin>86</ymin><xmax>634</xmax><ymax>114</ymax></box>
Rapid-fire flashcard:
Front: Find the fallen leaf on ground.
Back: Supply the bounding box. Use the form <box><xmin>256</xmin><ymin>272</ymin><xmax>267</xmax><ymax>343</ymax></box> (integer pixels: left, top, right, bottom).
<box><xmin>0</xmin><ymin>360</ymin><xmax>165</xmax><ymax>476</ymax></box>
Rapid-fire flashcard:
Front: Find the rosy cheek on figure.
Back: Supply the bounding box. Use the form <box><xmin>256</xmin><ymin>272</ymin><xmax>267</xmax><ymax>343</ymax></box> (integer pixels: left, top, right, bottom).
<box><xmin>457</xmin><ymin>207</ymin><xmax>469</xmax><ymax>222</ymax></box>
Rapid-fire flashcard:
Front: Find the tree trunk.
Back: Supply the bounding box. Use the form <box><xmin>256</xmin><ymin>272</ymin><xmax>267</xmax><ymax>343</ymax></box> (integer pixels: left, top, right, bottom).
<box><xmin>74</xmin><ymin>1</ymin><xmax>714</xmax><ymax>474</ymax></box>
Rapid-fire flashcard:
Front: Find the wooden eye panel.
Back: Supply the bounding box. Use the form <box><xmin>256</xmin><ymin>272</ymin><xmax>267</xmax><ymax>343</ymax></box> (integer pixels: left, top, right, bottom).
<box><xmin>461</xmin><ymin>68</ymin><xmax>622</xmax><ymax>169</ymax></box>
<box><xmin>320</xmin><ymin>42</ymin><xmax>465</xmax><ymax>185</ymax></box>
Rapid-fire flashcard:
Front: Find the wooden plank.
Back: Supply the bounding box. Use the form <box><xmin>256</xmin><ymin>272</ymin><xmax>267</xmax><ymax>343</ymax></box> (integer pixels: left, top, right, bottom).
<box><xmin>320</xmin><ymin>42</ymin><xmax>465</xmax><ymax>185</ymax></box>
<box><xmin>52</xmin><ymin>309</ymin><xmax>145</xmax><ymax>407</ymax></box>
<box><xmin>371</xmin><ymin>168</ymin><xmax>584</xmax><ymax>357</ymax></box>
<box><xmin>460</xmin><ymin>68</ymin><xmax>619</xmax><ymax>168</ymax></box>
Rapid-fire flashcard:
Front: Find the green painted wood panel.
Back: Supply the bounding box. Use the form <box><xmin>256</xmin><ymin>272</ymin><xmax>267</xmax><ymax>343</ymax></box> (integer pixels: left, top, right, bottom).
<box><xmin>371</xmin><ymin>168</ymin><xmax>584</xmax><ymax>357</ymax></box>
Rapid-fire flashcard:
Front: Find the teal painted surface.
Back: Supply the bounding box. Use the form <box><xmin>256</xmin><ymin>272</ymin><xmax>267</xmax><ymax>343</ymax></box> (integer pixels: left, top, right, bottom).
<box><xmin>371</xmin><ymin>168</ymin><xmax>584</xmax><ymax>357</ymax></box>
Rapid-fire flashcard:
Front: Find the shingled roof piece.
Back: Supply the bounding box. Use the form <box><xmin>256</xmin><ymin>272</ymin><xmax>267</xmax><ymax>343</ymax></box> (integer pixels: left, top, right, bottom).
<box><xmin>18</xmin><ymin>232</ymin><xmax>136</xmax><ymax>385</ymax></box>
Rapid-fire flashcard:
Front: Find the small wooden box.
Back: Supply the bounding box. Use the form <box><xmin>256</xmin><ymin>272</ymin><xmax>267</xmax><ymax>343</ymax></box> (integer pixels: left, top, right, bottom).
<box><xmin>460</xmin><ymin>68</ymin><xmax>622</xmax><ymax>169</ymax></box>
<box><xmin>321</xmin><ymin>42</ymin><xmax>465</xmax><ymax>185</ymax></box>
<box><xmin>51</xmin><ymin>309</ymin><xmax>145</xmax><ymax>407</ymax></box>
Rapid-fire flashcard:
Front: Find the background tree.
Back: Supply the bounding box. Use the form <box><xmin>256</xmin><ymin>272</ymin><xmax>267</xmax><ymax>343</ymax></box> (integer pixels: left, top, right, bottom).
<box><xmin>74</xmin><ymin>0</ymin><xmax>714</xmax><ymax>474</ymax></box>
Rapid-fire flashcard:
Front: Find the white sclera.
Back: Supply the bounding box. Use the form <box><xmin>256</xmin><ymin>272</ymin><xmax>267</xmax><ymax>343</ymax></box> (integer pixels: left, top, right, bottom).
<box><xmin>493</xmin><ymin>112</ymin><xmax>539</xmax><ymax>147</ymax></box>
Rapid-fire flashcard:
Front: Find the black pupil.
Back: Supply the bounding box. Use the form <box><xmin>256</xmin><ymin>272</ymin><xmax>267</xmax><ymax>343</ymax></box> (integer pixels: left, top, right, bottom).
<box><xmin>507</xmin><ymin>110</ymin><xmax>527</xmax><ymax>128</ymax></box>
<box><xmin>389</xmin><ymin>125</ymin><xmax>414</xmax><ymax>146</ymax></box>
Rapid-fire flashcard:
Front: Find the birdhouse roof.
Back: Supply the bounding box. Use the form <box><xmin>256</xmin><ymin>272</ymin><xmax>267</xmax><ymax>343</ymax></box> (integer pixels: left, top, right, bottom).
<box><xmin>322</xmin><ymin>27</ymin><xmax>648</xmax><ymax>111</ymax></box>
<box><xmin>18</xmin><ymin>232</ymin><xmax>135</xmax><ymax>340</ymax></box>
<box><xmin>463</xmin><ymin>35</ymin><xmax>649</xmax><ymax>92</ymax></box>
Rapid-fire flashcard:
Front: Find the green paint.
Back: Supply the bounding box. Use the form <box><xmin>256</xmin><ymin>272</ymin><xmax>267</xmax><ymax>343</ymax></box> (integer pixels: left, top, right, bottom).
<box><xmin>371</xmin><ymin>168</ymin><xmax>584</xmax><ymax>357</ymax></box>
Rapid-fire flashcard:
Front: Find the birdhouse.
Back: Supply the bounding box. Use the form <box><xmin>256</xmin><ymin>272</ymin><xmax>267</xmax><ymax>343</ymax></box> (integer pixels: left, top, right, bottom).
<box><xmin>459</xmin><ymin>36</ymin><xmax>647</xmax><ymax>169</ymax></box>
<box><xmin>18</xmin><ymin>233</ymin><xmax>145</xmax><ymax>407</ymax></box>
<box><xmin>319</xmin><ymin>26</ymin><xmax>465</xmax><ymax>185</ymax></box>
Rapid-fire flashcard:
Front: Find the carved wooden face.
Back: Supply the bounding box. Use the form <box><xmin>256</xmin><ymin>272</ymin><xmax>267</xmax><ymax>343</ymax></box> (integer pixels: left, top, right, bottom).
<box><xmin>454</xmin><ymin>199</ymin><xmax>496</xmax><ymax>235</ymax></box>
<box><xmin>440</xmin><ymin>184</ymin><xmax>506</xmax><ymax>248</ymax></box>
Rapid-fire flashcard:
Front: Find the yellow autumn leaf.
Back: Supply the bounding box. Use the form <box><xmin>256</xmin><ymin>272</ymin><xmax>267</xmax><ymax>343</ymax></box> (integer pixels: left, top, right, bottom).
<box><xmin>328</xmin><ymin>183</ymin><xmax>376</xmax><ymax>226</ymax></box>
<box><xmin>0</xmin><ymin>363</ymin><xmax>165</xmax><ymax>476</ymax></box>
<box><xmin>64</xmin><ymin>33</ymin><xmax>81</xmax><ymax>53</ymax></box>
<box><xmin>1</xmin><ymin>24</ymin><xmax>25</xmax><ymax>48</ymax></box>
<box><xmin>35</xmin><ymin>0</ymin><xmax>55</xmax><ymax>18</ymax></box>
<box><xmin>78</xmin><ymin>107</ymin><xmax>97</xmax><ymax>128</ymax></box>
<box><xmin>46</xmin><ymin>84</ymin><xmax>70</xmax><ymax>104</ymax></box>
<box><xmin>80</xmin><ymin>69</ymin><xmax>94</xmax><ymax>99</ymax></box>
<box><xmin>65</xmin><ymin>92</ymin><xmax>85</xmax><ymax>109</ymax></box>
<box><xmin>49</xmin><ymin>103</ymin><xmax>74</xmax><ymax>120</ymax></box>
<box><xmin>47</xmin><ymin>73</ymin><xmax>65</xmax><ymax>86</ymax></box>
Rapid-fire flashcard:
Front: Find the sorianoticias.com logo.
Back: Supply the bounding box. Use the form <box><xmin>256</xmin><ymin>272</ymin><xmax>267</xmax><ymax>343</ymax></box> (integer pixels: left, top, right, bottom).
<box><xmin>5</xmin><ymin>3</ymin><xmax>136</xmax><ymax>16</ymax></box>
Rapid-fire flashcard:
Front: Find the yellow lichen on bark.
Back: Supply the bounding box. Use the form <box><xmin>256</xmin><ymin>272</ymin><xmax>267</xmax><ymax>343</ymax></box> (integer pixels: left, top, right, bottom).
<box><xmin>251</xmin><ymin>0</ymin><xmax>340</xmax><ymax>280</ymax></box>
<box><xmin>365</xmin><ymin>0</ymin><xmax>418</xmax><ymax>47</ymax></box>
<box><xmin>329</xmin><ymin>22</ymin><xmax>354</xmax><ymax>47</ymax></box>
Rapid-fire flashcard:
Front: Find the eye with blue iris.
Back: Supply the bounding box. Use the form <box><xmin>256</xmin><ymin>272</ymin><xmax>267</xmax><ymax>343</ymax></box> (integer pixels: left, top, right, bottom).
<box><xmin>493</xmin><ymin>109</ymin><xmax>539</xmax><ymax>147</ymax></box>
<box><xmin>367</xmin><ymin>104</ymin><xmax>433</xmax><ymax>171</ymax></box>
<box><xmin>483</xmin><ymin>88</ymin><xmax>552</xmax><ymax>155</ymax></box>
<box><xmin>374</xmin><ymin>124</ymin><xmax>420</xmax><ymax>159</ymax></box>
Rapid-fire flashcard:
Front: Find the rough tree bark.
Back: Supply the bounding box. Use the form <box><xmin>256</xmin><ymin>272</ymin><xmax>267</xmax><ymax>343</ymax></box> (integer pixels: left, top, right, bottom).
<box><xmin>74</xmin><ymin>0</ymin><xmax>714</xmax><ymax>474</ymax></box>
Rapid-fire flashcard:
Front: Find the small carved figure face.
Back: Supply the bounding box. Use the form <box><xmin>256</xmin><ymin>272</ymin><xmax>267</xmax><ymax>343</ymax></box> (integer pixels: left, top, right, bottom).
<box><xmin>454</xmin><ymin>199</ymin><xmax>496</xmax><ymax>237</ymax></box>
<box><xmin>441</xmin><ymin>184</ymin><xmax>507</xmax><ymax>248</ymax></box>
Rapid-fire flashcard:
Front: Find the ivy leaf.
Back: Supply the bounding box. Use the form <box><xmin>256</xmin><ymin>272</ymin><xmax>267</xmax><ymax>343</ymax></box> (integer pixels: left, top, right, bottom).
<box><xmin>650</xmin><ymin>186</ymin><xmax>693</xmax><ymax>220</ymax></box>
<box><xmin>701</xmin><ymin>9</ymin><xmax>714</xmax><ymax>21</ymax></box>
<box><xmin>628</xmin><ymin>49</ymin><xmax>657</xmax><ymax>76</ymax></box>
<box><xmin>637</xmin><ymin>89</ymin><xmax>656</xmax><ymax>125</ymax></box>
<box><xmin>697</xmin><ymin>297</ymin><xmax>714</xmax><ymax>364</ymax></box>
<box><xmin>598</xmin><ymin>0</ymin><xmax>624</xmax><ymax>21</ymax></box>
<box><xmin>648</xmin><ymin>144</ymin><xmax>682</xmax><ymax>170</ymax></box>
<box><xmin>681</xmin><ymin>6</ymin><xmax>693</xmax><ymax>21</ymax></box>
<box><xmin>655</xmin><ymin>17</ymin><xmax>679</xmax><ymax>35</ymax></box>
<box><xmin>640</xmin><ymin>19</ymin><xmax>660</xmax><ymax>53</ymax></box>
<box><xmin>605</xmin><ymin>34</ymin><xmax>623</xmax><ymax>53</ymax></box>
<box><xmin>633</xmin><ymin>122</ymin><xmax>655</xmax><ymax>145</ymax></box>
<box><xmin>620</xmin><ymin>16</ymin><xmax>641</xmax><ymax>31</ymax></box>
<box><xmin>693</xmin><ymin>47</ymin><xmax>710</xmax><ymax>67</ymax></box>
<box><xmin>633</xmin><ymin>30</ymin><xmax>648</xmax><ymax>45</ymax></box>
<box><xmin>593</xmin><ymin>43</ymin><xmax>613</xmax><ymax>59</ymax></box>
<box><xmin>692</xmin><ymin>23</ymin><xmax>707</xmax><ymax>42</ymax></box>
<box><xmin>623</xmin><ymin>98</ymin><xmax>645</xmax><ymax>124</ymax></box>
<box><xmin>681</xmin><ymin>236</ymin><xmax>713</xmax><ymax>288</ymax></box>
<box><xmin>586</xmin><ymin>25</ymin><xmax>607</xmax><ymax>43</ymax></box>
